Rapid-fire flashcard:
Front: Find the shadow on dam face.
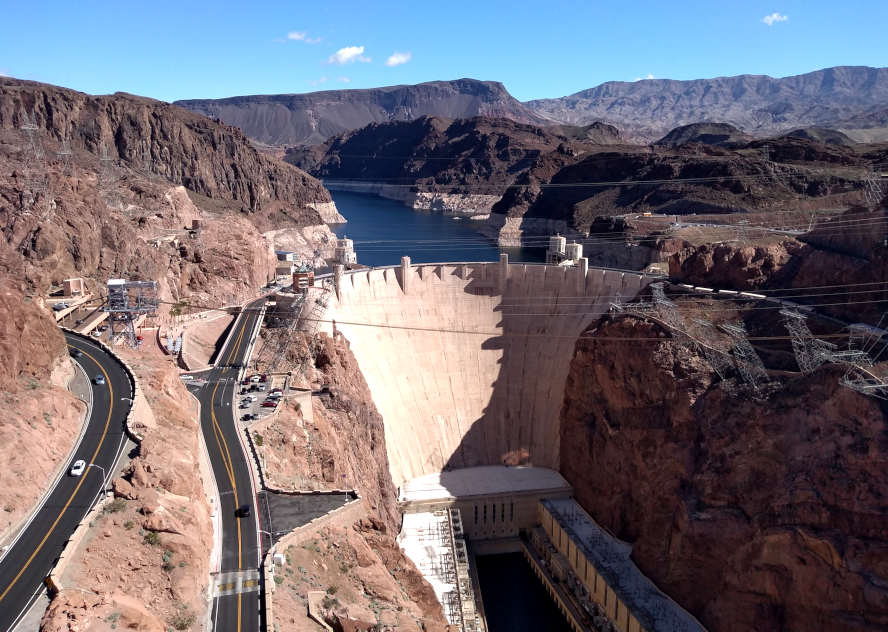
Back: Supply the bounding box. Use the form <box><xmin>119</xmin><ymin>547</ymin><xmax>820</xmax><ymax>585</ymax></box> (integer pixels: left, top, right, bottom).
<box><xmin>326</xmin><ymin>261</ymin><xmax>651</xmax><ymax>487</ymax></box>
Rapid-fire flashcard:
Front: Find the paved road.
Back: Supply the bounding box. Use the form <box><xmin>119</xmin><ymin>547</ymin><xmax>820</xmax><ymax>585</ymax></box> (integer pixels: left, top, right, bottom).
<box><xmin>190</xmin><ymin>299</ymin><xmax>265</xmax><ymax>632</ymax></box>
<box><xmin>0</xmin><ymin>333</ymin><xmax>132</xmax><ymax>632</ymax></box>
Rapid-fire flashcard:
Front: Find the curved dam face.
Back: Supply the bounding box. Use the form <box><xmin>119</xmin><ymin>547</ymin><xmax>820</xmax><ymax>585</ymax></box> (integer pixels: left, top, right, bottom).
<box><xmin>324</xmin><ymin>259</ymin><xmax>652</xmax><ymax>487</ymax></box>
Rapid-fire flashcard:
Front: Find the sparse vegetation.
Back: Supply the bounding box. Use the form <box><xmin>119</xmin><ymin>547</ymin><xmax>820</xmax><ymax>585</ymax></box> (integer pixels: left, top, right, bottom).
<box><xmin>253</xmin><ymin>432</ymin><xmax>264</xmax><ymax>447</ymax></box>
<box><xmin>274</xmin><ymin>574</ymin><xmax>284</xmax><ymax>585</ymax></box>
<box><xmin>143</xmin><ymin>531</ymin><xmax>161</xmax><ymax>546</ymax></box>
<box><xmin>326</xmin><ymin>585</ymin><xmax>338</xmax><ymax>595</ymax></box>
<box><xmin>104</xmin><ymin>498</ymin><xmax>127</xmax><ymax>514</ymax></box>
<box><xmin>43</xmin><ymin>412</ymin><xmax>52</xmax><ymax>426</ymax></box>
<box><xmin>162</xmin><ymin>549</ymin><xmax>174</xmax><ymax>571</ymax></box>
<box><xmin>168</xmin><ymin>605</ymin><xmax>195</xmax><ymax>631</ymax></box>
<box><xmin>123</xmin><ymin>520</ymin><xmax>135</xmax><ymax>530</ymax></box>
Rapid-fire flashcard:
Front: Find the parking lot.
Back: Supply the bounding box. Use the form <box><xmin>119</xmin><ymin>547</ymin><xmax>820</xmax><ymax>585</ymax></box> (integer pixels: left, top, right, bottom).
<box><xmin>235</xmin><ymin>374</ymin><xmax>288</xmax><ymax>424</ymax></box>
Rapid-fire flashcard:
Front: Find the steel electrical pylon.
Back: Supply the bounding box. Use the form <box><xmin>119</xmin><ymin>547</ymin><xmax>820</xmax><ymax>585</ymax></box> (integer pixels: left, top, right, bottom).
<box><xmin>779</xmin><ymin>309</ymin><xmax>835</xmax><ymax>374</ymax></box>
<box><xmin>721</xmin><ymin>321</ymin><xmax>770</xmax><ymax>394</ymax></box>
<box><xmin>19</xmin><ymin>114</ymin><xmax>49</xmax><ymax>218</ymax></box>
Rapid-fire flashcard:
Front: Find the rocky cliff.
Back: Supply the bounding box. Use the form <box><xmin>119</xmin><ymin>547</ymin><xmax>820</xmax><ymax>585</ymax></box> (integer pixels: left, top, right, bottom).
<box><xmin>559</xmin><ymin>311</ymin><xmax>888</xmax><ymax>631</ymax></box>
<box><xmin>526</xmin><ymin>65</ymin><xmax>888</xmax><ymax>142</ymax></box>
<box><xmin>289</xmin><ymin>115</ymin><xmax>619</xmax><ymax>215</ymax></box>
<box><xmin>0</xmin><ymin>77</ymin><xmax>337</xmax><ymax>303</ymax></box>
<box><xmin>176</xmin><ymin>78</ymin><xmax>548</xmax><ymax>146</ymax></box>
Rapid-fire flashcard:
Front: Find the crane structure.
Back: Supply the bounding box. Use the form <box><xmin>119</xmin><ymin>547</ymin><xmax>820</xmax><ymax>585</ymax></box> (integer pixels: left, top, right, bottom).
<box><xmin>105</xmin><ymin>279</ymin><xmax>158</xmax><ymax>347</ymax></box>
<box><xmin>721</xmin><ymin>322</ymin><xmax>770</xmax><ymax>395</ymax></box>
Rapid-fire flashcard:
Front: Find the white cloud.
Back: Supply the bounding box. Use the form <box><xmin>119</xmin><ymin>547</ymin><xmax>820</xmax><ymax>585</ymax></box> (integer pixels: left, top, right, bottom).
<box><xmin>327</xmin><ymin>46</ymin><xmax>371</xmax><ymax>65</ymax></box>
<box><xmin>287</xmin><ymin>30</ymin><xmax>321</xmax><ymax>43</ymax></box>
<box><xmin>762</xmin><ymin>12</ymin><xmax>788</xmax><ymax>26</ymax></box>
<box><xmin>385</xmin><ymin>51</ymin><xmax>412</xmax><ymax>67</ymax></box>
<box><xmin>338</xmin><ymin>76</ymin><xmax>351</xmax><ymax>83</ymax></box>
<box><xmin>634</xmin><ymin>73</ymin><xmax>655</xmax><ymax>81</ymax></box>
<box><xmin>310</xmin><ymin>76</ymin><xmax>328</xmax><ymax>87</ymax></box>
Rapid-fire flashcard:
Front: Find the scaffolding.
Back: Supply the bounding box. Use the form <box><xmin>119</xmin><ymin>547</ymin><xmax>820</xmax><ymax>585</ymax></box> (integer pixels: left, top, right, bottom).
<box><xmin>690</xmin><ymin>318</ymin><xmax>733</xmax><ymax>379</ymax></box>
<box><xmin>105</xmin><ymin>279</ymin><xmax>158</xmax><ymax>347</ymax></box>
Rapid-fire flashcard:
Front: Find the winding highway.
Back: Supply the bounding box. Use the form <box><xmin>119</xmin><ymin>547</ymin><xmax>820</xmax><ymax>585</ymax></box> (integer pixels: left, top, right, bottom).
<box><xmin>0</xmin><ymin>332</ymin><xmax>132</xmax><ymax>632</ymax></box>
<box><xmin>190</xmin><ymin>299</ymin><xmax>265</xmax><ymax>632</ymax></box>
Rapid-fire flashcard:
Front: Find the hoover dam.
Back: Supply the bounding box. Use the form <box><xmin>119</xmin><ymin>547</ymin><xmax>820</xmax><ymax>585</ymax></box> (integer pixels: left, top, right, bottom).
<box><xmin>322</xmin><ymin>255</ymin><xmax>653</xmax><ymax>487</ymax></box>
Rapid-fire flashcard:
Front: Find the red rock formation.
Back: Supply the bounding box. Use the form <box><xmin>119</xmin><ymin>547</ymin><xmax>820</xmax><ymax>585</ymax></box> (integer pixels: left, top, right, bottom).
<box><xmin>559</xmin><ymin>314</ymin><xmax>888</xmax><ymax>631</ymax></box>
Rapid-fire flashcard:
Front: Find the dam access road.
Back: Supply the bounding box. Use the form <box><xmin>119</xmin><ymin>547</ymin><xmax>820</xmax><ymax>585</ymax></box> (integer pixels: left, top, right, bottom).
<box><xmin>190</xmin><ymin>299</ymin><xmax>265</xmax><ymax>632</ymax></box>
<box><xmin>0</xmin><ymin>332</ymin><xmax>132</xmax><ymax>632</ymax></box>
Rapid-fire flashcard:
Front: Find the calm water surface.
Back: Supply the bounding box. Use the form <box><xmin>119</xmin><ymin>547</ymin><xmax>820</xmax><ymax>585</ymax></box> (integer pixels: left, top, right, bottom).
<box><xmin>476</xmin><ymin>553</ymin><xmax>573</xmax><ymax>632</ymax></box>
<box><xmin>331</xmin><ymin>191</ymin><xmax>545</xmax><ymax>267</ymax></box>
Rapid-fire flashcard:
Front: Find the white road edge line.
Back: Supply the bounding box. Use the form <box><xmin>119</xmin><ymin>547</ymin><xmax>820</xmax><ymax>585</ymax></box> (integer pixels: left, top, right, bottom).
<box><xmin>0</xmin><ymin>346</ymin><xmax>94</xmax><ymax>565</ymax></box>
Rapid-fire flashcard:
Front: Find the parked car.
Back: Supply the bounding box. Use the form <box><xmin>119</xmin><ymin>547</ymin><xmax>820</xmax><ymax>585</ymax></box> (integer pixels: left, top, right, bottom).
<box><xmin>240</xmin><ymin>388</ymin><xmax>248</xmax><ymax>395</ymax></box>
<box><xmin>267</xmin><ymin>393</ymin><xmax>281</xmax><ymax>400</ymax></box>
<box><xmin>94</xmin><ymin>374</ymin><xmax>106</xmax><ymax>385</ymax></box>
<box><xmin>70</xmin><ymin>348</ymin><xmax>83</xmax><ymax>359</ymax></box>
<box><xmin>241</xmin><ymin>379</ymin><xmax>251</xmax><ymax>386</ymax></box>
<box><xmin>270</xmin><ymin>388</ymin><xmax>283</xmax><ymax>395</ymax></box>
<box><xmin>52</xmin><ymin>302</ymin><xmax>69</xmax><ymax>311</ymax></box>
<box><xmin>243</xmin><ymin>395</ymin><xmax>257</xmax><ymax>402</ymax></box>
<box><xmin>259</xmin><ymin>374</ymin><xmax>267</xmax><ymax>382</ymax></box>
<box><xmin>249</xmin><ymin>375</ymin><xmax>261</xmax><ymax>383</ymax></box>
<box><xmin>69</xmin><ymin>460</ymin><xmax>86</xmax><ymax>476</ymax></box>
<box><xmin>180</xmin><ymin>375</ymin><xmax>194</xmax><ymax>381</ymax></box>
<box><xmin>249</xmin><ymin>413</ymin><xmax>259</xmax><ymax>420</ymax></box>
<box><xmin>239</xmin><ymin>402</ymin><xmax>250</xmax><ymax>409</ymax></box>
<box><xmin>258</xmin><ymin>384</ymin><xmax>266</xmax><ymax>392</ymax></box>
<box><xmin>241</xmin><ymin>414</ymin><xmax>252</xmax><ymax>421</ymax></box>
<box><xmin>261</xmin><ymin>401</ymin><xmax>277</xmax><ymax>408</ymax></box>
<box><xmin>235</xmin><ymin>504</ymin><xmax>251</xmax><ymax>518</ymax></box>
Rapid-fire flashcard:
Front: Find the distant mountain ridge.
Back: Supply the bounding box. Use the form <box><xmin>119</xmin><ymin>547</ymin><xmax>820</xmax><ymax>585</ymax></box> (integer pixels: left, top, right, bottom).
<box><xmin>526</xmin><ymin>66</ymin><xmax>888</xmax><ymax>142</ymax></box>
<box><xmin>175</xmin><ymin>79</ymin><xmax>547</xmax><ymax>146</ymax></box>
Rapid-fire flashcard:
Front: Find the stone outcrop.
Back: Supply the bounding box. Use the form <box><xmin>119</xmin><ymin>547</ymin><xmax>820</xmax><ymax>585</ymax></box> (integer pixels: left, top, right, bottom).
<box><xmin>558</xmin><ymin>312</ymin><xmax>888</xmax><ymax>631</ymax></box>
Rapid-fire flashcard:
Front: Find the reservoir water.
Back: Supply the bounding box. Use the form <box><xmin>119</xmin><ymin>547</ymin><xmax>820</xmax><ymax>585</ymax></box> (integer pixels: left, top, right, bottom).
<box><xmin>476</xmin><ymin>553</ymin><xmax>573</xmax><ymax>632</ymax></box>
<box><xmin>330</xmin><ymin>190</ymin><xmax>545</xmax><ymax>268</ymax></box>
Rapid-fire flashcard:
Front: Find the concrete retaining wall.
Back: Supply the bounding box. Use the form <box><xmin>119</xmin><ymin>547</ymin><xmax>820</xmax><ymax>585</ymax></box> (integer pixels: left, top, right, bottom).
<box><xmin>262</xmin><ymin>495</ymin><xmax>366</xmax><ymax>632</ymax></box>
<box><xmin>45</xmin><ymin>493</ymin><xmax>113</xmax><ymax>593</ymax></box>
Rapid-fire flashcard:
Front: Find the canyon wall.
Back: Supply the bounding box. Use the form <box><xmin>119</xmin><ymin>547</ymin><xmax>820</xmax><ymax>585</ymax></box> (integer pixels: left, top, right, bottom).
<box><xmin>558</xmin><ymin>312</ymin><xmax>888</xmax><ymax>631</ymax></box>
<box><xmin>325</xmin><ymin>261</ymin><xmax>653</xmax><ymax>486</ymax></box>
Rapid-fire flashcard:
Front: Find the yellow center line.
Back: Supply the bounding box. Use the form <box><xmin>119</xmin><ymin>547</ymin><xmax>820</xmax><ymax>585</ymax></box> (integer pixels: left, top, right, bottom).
<box><xmin>209</xmin><ymin>311</ymin><xmax>254</xmax><ymax>632</ymax></box>
<box><xmin>0</xmin><ymin>344</ymin><xmax>115</xmax><ymax>603</ymax></box>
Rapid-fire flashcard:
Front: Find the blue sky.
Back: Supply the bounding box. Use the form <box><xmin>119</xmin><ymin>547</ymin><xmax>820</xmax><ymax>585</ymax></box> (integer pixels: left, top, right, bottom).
<box><xmin>1</xmin><ymin>1</ymin><xmax>886</xmax><ymax>102</ymax></box>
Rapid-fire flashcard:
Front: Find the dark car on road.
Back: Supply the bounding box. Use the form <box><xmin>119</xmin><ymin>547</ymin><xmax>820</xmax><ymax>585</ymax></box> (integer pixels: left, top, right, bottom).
<box><xmin>235</xmin><ymin>505</ymin><xmax>251</xmax><ymax>518</ymax></box>
<box><xmin>70</xmin><ymin>348</ymin><xmax>83</xmax><ymax>359</ymax></box>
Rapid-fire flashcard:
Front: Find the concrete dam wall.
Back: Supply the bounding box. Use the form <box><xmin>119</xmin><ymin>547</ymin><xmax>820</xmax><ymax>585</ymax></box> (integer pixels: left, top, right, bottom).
<box><xmin>324</xmin><ymin>258</ymin><xmax>653</xmax><ymax>487</ymax></box>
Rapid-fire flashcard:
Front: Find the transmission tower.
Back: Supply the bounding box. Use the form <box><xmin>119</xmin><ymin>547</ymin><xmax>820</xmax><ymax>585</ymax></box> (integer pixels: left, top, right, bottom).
<box><xmin>863</xmin><ymin>171</ymin><xmax>884</xmax><ymax>208</ymax></box>
<box><xmin>56</xmin><ymin>140</ymin><xmax>73</xmax><ymax>177</ymax></box>
<box><xmin>105</xmin><ymin>279</ymin><xmax>158</xmax><ymax>347</ymax></box>
<box><xmin>721</xmin><ymin>322</ymin><xmax>769</xmax><ymax>394</ymax></box>
<box><xmin>690</xmin><ymin>318</ymin><xmax>733</xmax><ymax>379</ymax></box>
<box><xmin>98</xmin><ymin>142</ymin><xmax>119</xmax><ymax>209</ymax></box>
<box><xmin>779</xmin><ymin>309</ymin><xmax>836</xmax><ymax>374</ymax></box>
<box><xmin>19</xmin><ymin>114</ymin><xmax>48</xmax><ymax>217</ymax></box>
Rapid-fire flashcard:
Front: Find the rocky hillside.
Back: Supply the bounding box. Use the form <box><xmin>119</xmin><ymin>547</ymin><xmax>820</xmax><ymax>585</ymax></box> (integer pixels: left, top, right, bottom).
<box><xmin>0</xmin><ymin>77</ymin><xmax>336</xmax><ymax>301</ymax></box>
<box><xmin>655</xmin><ymin>123</ymin><xmax>752</xmax><ymax>148</ymax></box>
<box><xmin>526</xmin><ymin>65</ymin><xmax>888</xmax><ymax>142</ymax></box>
<box><xmin>176</xmin><ymin>79</ymin><xmax>548</xmax><ymax>146</ymax></box>
<box><xmin>559</xmin><ymin>308</ymin><xmax>888</xmax><ymax>631</ymax></box>
<box><xmin>289</xmin><ymin>115</ymin><xmax>620</xmax><ymax>211</ymax></box>
<box><xmin>494</xmin><ymin>134</ymin><xmax>873</xmax><ymax>237</ymax></box>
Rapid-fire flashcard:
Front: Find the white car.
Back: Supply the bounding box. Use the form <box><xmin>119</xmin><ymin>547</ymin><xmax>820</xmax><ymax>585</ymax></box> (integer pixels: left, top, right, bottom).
<box><xmin>249</xmin><ymin>375</ymin><xmax>261</xmax><ymax>383</ymax></box>
<box><xmin>69</xmin><ymin>460</ymin><xmax>86</xmax><ymax>477</ymax></box>
<box><xmin>180</xmin><ymin>375</ymin><xmax>194</xmax><ymax>381</ymax></box>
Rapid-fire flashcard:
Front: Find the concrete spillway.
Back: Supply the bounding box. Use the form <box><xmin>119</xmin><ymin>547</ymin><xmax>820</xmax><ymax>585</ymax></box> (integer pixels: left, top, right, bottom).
<box><xmin>324</xmin><ymin>258</ymin><xmax>652</xmax><ymax>487</ymax></box>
